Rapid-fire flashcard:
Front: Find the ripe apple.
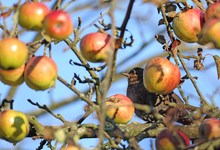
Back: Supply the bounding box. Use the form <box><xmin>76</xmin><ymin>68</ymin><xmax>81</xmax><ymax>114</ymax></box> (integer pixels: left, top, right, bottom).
<box><xmin>143</xmin><ymin>57</ymin><xmax>180</xmax><ymax>95</ymax></box>
<box><xmin>156</xmin><ymin>129</ymin><xmax>190</xmax><ymax>150</ymax></box>
<box><xmin>200</xmin><ymin>18</ymin><xmax>220</xmax><ymax>48</ymax></box>
<box><xmin>205</xmin><ymin>2</ymin><xmax>220</xmax><ymax>20</ymax></box>
<box><xmin>105</xmin><ymin>94</ymin><xmax>134</xmax><ymax>124</ymax></box>
<box><xmin>80</xmin><ymin>32</ymin><xmax>115</xmax><ymax>62</ymax></box>
<box><xmin>0</xmin><ymin>38</ymin><xmax>28</xmax><ymax>69</ymax></box>
<box><xmin>199</xmin><ymin>118</ymin><xmax>220</xmax><ymax>140</ymax></box>
<box><xmin>172</xmin><ymin>8</ymin><xmax>205</xmax><ymax>43</ymax></box>
<box><xmin>0</xmin><ymin>64</ymin><xmax>24</xmax><ymax>86</ymax></box>
<box><xmin>0</xmin><ymin>109</ymin><xmax>29</xmax><ymax>144</ymax></box>
<box><xmin>43</xmin><ymin>10</ymin><xmax>73</xmax><ymax>40</ymax></box>
<box><xmin>24</xmin><ymin>56</ymin><xmax>58</xmax><ymax>90</ymax></box>
<box><xmin>18</xmin><ymin>2</ymin><xmax>50</xmax><ymax>30</ymax></box>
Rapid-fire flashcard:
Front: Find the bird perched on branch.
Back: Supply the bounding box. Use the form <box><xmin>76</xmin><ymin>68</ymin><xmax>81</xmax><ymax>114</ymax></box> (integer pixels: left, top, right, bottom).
<box><xmin>122</xmin><ymin>67</ymin><xmax>192</xmax><ymax>125</ymax></box>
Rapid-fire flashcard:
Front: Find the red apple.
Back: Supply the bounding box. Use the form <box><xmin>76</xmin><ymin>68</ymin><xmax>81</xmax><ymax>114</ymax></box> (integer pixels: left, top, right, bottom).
<box><xmin>172</xmin><ymin>8</ymin><xmax>205</xmax><ymax>43</ymax></box>
<box><xmin>143</xmin><ymin>57</ymin><xmax>180</xmax><ymax>95</ymax></box>
<box><xmin>0</xmin><ymin>38</ymin><xmax>28</xmax><ymax>69</ymax></box>
<box><xmin>80</xmin><ymin>32</ymin><xmax>115</xmax><ymax>62</ymax></box>
<box><xmin>18</xmin><ymin>2</ymin><xmax>50</xmax><ymax>30</ymax></box>
<box><xmin>24</xmin><ymin>56</ymin><xmax>58</xmax><ymax>90</ymax></box>
<box><xmin>205</xmin><ymin>2</ymin><xmax>220</xmax><ymax>20</ymax></box>
<box><xmin>0</xmin><ymin>64</ymin><xmax>24</xmax><ymax>86</ymax></box>
<box><xmin>105</xmin><ymin>94</ymin><xmax>134</xmax><ymax>124</ymax></box>
<box><xmin>199</xmin><ymin>118</ymin><xmax>220</xmax><ymax>140</ymax></box>
<box><xmin>200</xmin><ymin>18</ymin><xmax>220</xmax><ymax>48</ymax></box>
<box><xmin>0</xmin><ymin>109</ymin><xmax>29</xmax><ymax>144</ymax></box>
<box><xmin>43</xmin><ymin>10</ymin><xmax>73</xmax><ymax>40</ymax></box>
<box><xmin>156</xmin><ymin>129</ymin><xmax>190</xmax><ymax>150</ymax></box>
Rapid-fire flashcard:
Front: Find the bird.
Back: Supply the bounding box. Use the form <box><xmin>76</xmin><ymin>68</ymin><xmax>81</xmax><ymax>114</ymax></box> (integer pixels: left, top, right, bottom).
<box><xmin>122</xmin><ymin>67</ymin><xmax>192</xmax><ymax>125</ymax></box>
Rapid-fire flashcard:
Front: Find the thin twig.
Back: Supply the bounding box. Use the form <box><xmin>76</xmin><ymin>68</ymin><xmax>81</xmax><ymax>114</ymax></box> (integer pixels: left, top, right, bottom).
<box><xmin>57</xmin><ymin>75</ymin><xmax>96</xmax><ymax>107</ymax></box>
<box><xmin>72</xmin><ymin>61</ymin><xmax>106</xmax><ymax>72</ymax></box>
<box><xmin>76</xmin><ymin>107</ymin><xmax>94</xmax><ymax>124</ymax></box>
<box><xmin>177</xmin><ymin>51</ymin><xmax>210</xmax><ymax>107</ymax></box>
<box><xmin>27</xmin><ymin>99</ymin><xmax>67</xmax><ymax>124</ymax></box>
<box><xmin>119</xmin><ymin>0</ymin><xmax>135</xmax><ymax>39</ymax></box>
<box><xmin>0</xmin><ymin>98</ymin><xmax>14</xmax><ymax>110</ymax></box>
<box><xmin>160</xmin><ymin>3</ymin><xmax>175</xmax><ymax>42</ymax></box>
<box><xmin>36</xmin><ymin>139</ymin><xmax>47</xmax><ymax>150</ymax></box>
<box><xmin>191</xmin><ymin>0</ymin><xmax>205</xmax><ymax>12</ymax></box>
<box><xmin>0</xmin><ymin>23</ymin><xmax>10</xmax><ymax>35</ymax></box>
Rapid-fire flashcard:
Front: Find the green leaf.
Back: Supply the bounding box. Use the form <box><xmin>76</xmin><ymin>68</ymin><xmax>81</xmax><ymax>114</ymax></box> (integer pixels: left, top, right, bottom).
<box><xmin>213</xmin><ymin>55</ymin><xmax>220</xmax><ymax>79</ymax></box>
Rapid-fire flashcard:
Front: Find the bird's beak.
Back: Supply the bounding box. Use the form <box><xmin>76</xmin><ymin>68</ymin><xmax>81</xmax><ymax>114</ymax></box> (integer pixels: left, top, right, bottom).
<box><xmin>120</xmin><ymin>72</ymin><xmax>130</xmax><ymax>78</ymax></box>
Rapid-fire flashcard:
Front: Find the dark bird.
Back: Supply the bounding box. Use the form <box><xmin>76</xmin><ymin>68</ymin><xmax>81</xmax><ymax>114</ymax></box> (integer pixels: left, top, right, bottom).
<box><xmin>122</xmin><ymin>67</ymin><xmax>192</xmax><ymax>125</ymax></box>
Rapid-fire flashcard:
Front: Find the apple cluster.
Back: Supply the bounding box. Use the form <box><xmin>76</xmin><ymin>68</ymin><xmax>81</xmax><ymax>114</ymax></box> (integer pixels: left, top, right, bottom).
<box><xmin>0</xmin><ymin>37</ymin><xmax>58</xmax><ymax>90</ymax></box>
<box><xmin>0</xmin><ymin>1</ymin><xmax>76</xmax><ymax>90</ymax></box>
<box><xmin>18</xmin><ymin>2</ymin><xmax>73</xmax><ymax>40</ymax></box>
<box><xmin>2</xmin><ymin>1</ymin><xmax>220</xmax><ymax>149</ymax></box>
<box><xmin>0</xmin><ymin>2</ymin><xmax>133</xmax><ymax>126</ymax></box>
<box><xmin>172</xmin><ymin>2</ymin><xmax>220</xmax><ymax>49</ymax></box>
<box><xmin>152</xmin><ymin>2</ymin><xmax>220</xmax><ymax>149</ymax></box>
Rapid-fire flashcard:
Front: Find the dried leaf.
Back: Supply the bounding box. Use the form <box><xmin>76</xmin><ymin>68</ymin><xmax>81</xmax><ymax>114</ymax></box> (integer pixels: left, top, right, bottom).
<box><xmin>170</xmin><ymin>39</ymin><xmax>181</xmax><ymax>51</ymax></box>
<box><xmin>155</xmin><ymin>35</ymin><xmax>166</xmax><ymax>44</ymax></box>
<box><xmin>1</xmin><ymin>10</ymin><xmax>13</xmax><ymax>18</ymax></box>
<box><xmin>194</xmin><ymin>59</ymin><xmax>204</xmax><ymax>70</ymax></box>
<box><xmin>157</xmin><ymin>7</ymin><xmax>161</xmax><ymax>14</ymax></box>
<box><xmin>158</xmin><ymin>16</ymin><xmax>173</xmax><ymax>26</ymax></box>
<box><xmin>165</xmin><ymin>3</ymin><xmax>177</xmax><ymax>13</ymax></box>
<box><xmin>170</xmin><ymin>39</ymin><xmax>181</xmax><ymax>58</ymax></box>
<box><xmin>213</xmin><ymin>55</ymin><xmax>220</xmax><ymax>79</ymax></box>
<box><xmin>158</xmin><ymin>19</ymin><xmax>165</xmax><ymax>25</ymax></box>
<box><xmin>115</xmin><ymin>38</ymin><xmax>122</xmax><ymax>50</ymax></box>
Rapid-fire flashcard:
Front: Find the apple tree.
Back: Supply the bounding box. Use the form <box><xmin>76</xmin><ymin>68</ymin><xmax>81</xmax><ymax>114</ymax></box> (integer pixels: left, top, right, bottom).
<box><xmin>0</xmin><ymin>0</ymin><xmax>220</xmax><ymax>150</ymax></box>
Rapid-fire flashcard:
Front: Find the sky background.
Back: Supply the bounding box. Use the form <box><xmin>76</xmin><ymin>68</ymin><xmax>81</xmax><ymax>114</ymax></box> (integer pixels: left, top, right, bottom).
<box><xmin>0</xmin><ymin>0</ymin><xmax>220</xmax><ymax>150</ymax></box>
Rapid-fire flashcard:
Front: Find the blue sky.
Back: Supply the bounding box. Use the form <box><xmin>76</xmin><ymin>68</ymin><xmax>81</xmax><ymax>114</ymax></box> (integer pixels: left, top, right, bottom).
<box><xmin>0</xmin><ymin>0</ymin><xmax>220</xmax><ymax>150</ymax></box>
